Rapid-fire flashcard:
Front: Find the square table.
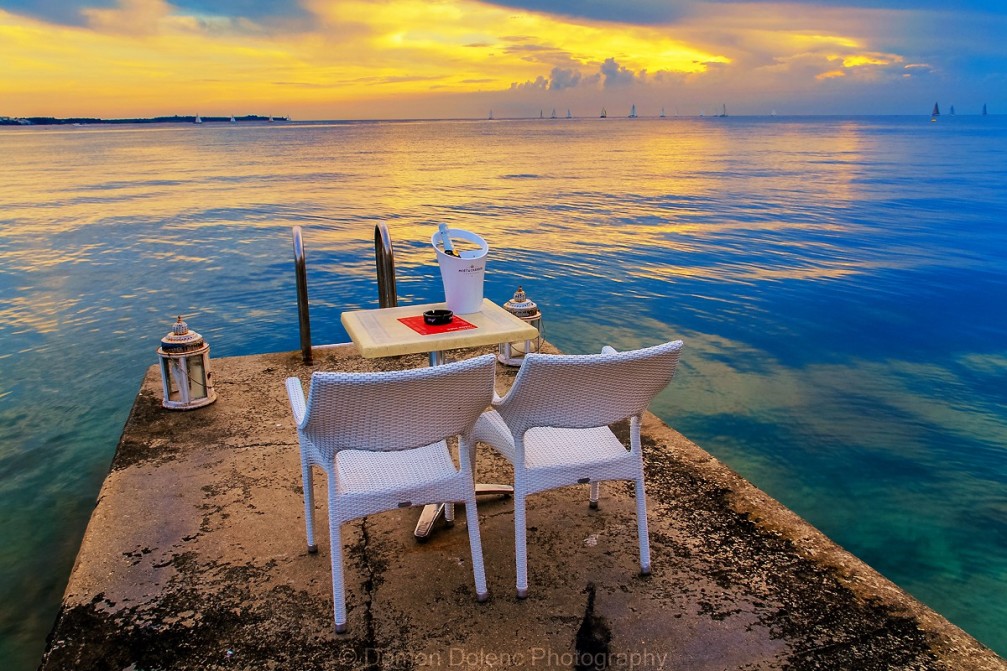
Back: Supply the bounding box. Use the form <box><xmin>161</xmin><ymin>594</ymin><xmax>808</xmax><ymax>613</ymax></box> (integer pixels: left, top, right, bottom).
<box><xmin>341</xmin><ymin>298</ymin><xmax>539</xmax><ymax>537</ymax></box>
<box><xmin>341</xmin><ymin>298</ymin><xmax>539</xmax><ymax>366</ymax></box>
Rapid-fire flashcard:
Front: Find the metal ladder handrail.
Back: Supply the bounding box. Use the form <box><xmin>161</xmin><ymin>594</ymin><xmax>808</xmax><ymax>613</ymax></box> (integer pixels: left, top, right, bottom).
<box><xmin>292</xmin><ymin>224</ymin><xmax>398</xmax><ymax>365</ymax></box>
<box><xmin>374</xmin><ymin>222</ymin><xmax>398</xmax><ymax>308</ymax></box>
<box><xmin>292</xmin><ymin>225</ymin><xmax>313</xmax><ymax>364</ymax></box>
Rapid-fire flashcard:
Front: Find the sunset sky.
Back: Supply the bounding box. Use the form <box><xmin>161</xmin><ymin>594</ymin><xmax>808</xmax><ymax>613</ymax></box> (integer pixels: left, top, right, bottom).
<box><xmin>2</xmin><ymin>0</ymin><xmax>1004</xmax><ymax>119</ymax></box>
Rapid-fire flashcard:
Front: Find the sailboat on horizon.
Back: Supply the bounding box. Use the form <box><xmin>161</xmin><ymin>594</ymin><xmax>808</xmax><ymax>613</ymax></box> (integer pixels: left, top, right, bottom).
<box><xmin>194</xmin><ymin>114</ymin><xmax>202</xmax><ymax>124</ymax></box>
<box><xmin>718</xmin><ymin>104</ymin><xmax>727</xmax><ymax>118</ymax></box>
<box><xmin>983</xmin><ymin>103</ymin><xmax>988</xmax><ymax>116</ymax></box>
<box><xmin>628</xmin><ymin>104</ymin><xmax>637</xmax><ymax>118</ymax></box>
<box><xmin>600</xmin><ymin>107</ymin><xmax>607</xmax><ymax>118</ymax></box>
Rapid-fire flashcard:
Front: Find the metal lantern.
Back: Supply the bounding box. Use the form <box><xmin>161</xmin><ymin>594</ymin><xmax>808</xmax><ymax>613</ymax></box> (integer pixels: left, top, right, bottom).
<box><xmin>497</xmin><ymin>286</ymin><xmax>543</xmax><ymax>366</ymax></box>
<box><xmin>156</xmin><ymin>316</ymin><xmax>217</xmax><ymax>410</ymax></box>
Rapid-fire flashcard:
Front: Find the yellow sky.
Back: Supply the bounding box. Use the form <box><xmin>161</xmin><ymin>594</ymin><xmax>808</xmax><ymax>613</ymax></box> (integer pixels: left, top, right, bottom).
<box><xmin>0</xmin><ymin>0</ymin><xmax>940</xmax><ymax>118</ymax></box>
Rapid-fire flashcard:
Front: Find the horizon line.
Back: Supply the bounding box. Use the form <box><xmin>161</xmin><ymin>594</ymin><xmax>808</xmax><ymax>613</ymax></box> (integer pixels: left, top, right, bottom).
<box><xmin>2</xmin><ymin>111</ymin><xmax>997</xmax><ymax>126</ymax></box>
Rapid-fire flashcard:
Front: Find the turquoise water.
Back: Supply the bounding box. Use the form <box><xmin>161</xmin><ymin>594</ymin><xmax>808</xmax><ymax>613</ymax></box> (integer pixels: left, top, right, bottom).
<box><xmin>1</xmin><ymin>116</ymin><xmax>1005</xmax><ymax>667</ymax></box>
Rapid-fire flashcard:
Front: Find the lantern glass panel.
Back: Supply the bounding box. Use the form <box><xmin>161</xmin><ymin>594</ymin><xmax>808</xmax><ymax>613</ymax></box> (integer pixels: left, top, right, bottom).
<box><xmin>187</xmin><ymin>354</ymin><xmax>207</xmax><ymax>400</ymax></box>
<box><xmin>162</xmin><ymin>358</ymin><xmax>181</xmax><ymax>400</ymax></box>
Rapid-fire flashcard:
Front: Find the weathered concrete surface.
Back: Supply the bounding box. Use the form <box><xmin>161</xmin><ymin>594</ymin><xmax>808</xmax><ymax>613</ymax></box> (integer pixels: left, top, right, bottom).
<box><xmin>40</xmin><ymin>344</ymin><xmax>1005</xmax><ymax>671</ymax></box>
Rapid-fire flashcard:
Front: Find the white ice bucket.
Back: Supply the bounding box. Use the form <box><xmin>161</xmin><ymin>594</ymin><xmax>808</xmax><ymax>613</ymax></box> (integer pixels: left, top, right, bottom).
<box><xmin>431</xmin><ymin>227</ymin><xmax>488</xmax><ymax>314</ymax></box>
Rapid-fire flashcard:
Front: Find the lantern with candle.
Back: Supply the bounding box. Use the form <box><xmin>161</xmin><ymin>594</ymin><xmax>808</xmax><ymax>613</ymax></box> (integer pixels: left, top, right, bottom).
<box><xmin>156</xmin><ymin>316</ymin><xmax>217</xmax><ymax>410</ymax></box>
<box><xmin>497</xmin><ymin>286</ymin><xmax>543</xmax><ymax>366</ymax></box>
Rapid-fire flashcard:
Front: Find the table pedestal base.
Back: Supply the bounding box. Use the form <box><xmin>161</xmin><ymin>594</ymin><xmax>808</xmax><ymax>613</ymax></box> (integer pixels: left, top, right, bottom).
<box><xmin>413</xmin><ymin>484</ymin><xmax>513</xmax><ymax>539</ymax></box>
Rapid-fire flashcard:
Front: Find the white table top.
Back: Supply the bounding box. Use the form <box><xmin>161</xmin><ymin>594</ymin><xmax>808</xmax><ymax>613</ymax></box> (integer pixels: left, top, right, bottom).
<box><xmin>341</xmin><ymin>298</ymin><xmax>539</xmax><ymax>359</ymax></box>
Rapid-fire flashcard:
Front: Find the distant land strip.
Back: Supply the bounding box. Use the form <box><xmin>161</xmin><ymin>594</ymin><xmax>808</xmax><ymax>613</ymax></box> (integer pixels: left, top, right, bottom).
<box><xmin>0</xmin><ymin>115</ymin><xmax>289</xmax><ymax>126</ymax></box>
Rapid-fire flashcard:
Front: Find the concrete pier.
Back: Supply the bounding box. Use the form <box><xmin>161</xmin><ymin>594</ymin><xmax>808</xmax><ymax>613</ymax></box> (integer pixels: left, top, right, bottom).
<box><xmin>40</xmin><ymin>344</ymin><xmax>1005</xmax><ymax>670</ymax></box>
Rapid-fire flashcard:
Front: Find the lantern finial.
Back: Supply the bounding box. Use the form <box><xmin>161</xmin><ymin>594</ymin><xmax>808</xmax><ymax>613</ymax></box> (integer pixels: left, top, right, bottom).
<box><xmin>172</xmin><ymin>316</ymin><xmax>189</xmax><ymax>336</ymax></box>
<box><xmin>503</xmin><ymin>286</ymin><xmax>539</xmax><ymax>319</ymax></box>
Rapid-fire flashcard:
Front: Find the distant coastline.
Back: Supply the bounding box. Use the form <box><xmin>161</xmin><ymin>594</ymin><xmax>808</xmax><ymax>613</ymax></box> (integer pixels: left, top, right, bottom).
<box><xmin>0</xmin><ymin>114</ymin><xmax>288</xmax><ymax>126</ymax></box>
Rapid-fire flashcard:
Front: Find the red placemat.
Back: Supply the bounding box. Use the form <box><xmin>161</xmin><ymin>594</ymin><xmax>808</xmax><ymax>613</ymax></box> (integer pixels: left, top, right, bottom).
<box><xmin>398</xmin><ymin>314</ymin><xmax>478</xmax><ymax>336</ymax></box>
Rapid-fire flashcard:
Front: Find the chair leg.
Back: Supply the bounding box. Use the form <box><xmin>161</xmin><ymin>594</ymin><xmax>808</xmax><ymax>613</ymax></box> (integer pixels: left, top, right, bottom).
<box><xmin>328</xmin><ymin>485</ymin><xmax>348</xmax><ymax>633</ymax></box>
<box><xmin>302</xmin><ymin>458</ymin><xmax>317</xmax><ymax>553</ymax></box>
<box><xmin>444</xmin><ymin>502</ymin><xmax>456</xmax><ymax>526</ymax></box>
<box><xmin>589</xmin><ymin>481</ymin><xmax>600</xmax><ymax>509</ymax></box>
<box><xmin>514</xmin><ymin>490</ymin><xmax>529</xmax><ymax>598</ymax></box>
<box><xmin>464</xmin><ymin>493</ymin><xmax>489</xmax><ymax>602</ymax></box>
<box><xmin>634</xmin><ymin>475</ymin><xmax>652</xmax><ymax>575</ymax></box>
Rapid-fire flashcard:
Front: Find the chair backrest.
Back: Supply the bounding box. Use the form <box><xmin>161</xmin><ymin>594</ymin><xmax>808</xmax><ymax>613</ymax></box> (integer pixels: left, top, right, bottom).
<box><xmin>299</xmin><ymin>354</ymin><xmax>496</xmax><ymax>458</ymax></box>
<box><xmin>495</xmin><ymin>340</ymin><xmax>683</xmax><ymax>436</ymax></box>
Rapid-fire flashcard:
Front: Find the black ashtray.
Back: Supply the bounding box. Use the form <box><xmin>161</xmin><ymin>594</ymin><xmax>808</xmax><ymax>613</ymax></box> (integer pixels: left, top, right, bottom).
<box><xmin>423</xmin><ymin>309</ymin><xmax>454</xmax><ymax>325</ymax></box>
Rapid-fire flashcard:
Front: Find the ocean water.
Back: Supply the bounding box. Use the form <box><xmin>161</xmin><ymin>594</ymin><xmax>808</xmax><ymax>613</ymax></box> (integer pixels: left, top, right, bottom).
<box><xmin>1</xmin><ymin>115</ymin><xmax>1005</xmax><ymax>668</ymax></box>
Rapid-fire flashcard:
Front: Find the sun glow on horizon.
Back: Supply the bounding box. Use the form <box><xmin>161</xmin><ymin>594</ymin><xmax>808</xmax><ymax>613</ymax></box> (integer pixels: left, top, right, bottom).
<box><xmin>0</xmin><ymin>1</ymin><xmax>738</xmax><ymax>117</ymax></box>
<box><xmin>1</xmin><ymin>0</ymin><xmax>997</xmax><ymax>118</ymax></box>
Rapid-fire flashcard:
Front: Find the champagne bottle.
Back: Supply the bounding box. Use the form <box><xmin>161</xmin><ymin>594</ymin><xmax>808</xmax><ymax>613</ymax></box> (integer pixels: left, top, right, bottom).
<box><xmin>438</xmin><ymin>223</ymin><xmax>458</xmax><ymax>256</ymax></box>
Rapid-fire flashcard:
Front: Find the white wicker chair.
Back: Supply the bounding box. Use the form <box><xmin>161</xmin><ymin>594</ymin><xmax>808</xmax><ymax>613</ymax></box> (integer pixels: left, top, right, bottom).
<box><xmin>285</xmin><ymin>354</ymin><xmax>497</xmax><ymax>634</ymax></box>
<box><xmin>473</xmin><ymin>340</ymin><xmax>684</xmax><ymax>597</ymax></box>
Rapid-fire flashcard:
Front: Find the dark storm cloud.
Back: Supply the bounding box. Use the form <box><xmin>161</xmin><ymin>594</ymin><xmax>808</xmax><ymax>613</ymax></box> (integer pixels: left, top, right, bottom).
<box><xmin>511</xmin><ymin>58</ymin><xmax>640</xmax><ymax>91</ymax></box>
<box><xmin>0</xmin><ymin>0</ymin><xmax>309</xmax><ymax>26</ymax></box>
<box><xmin>549</xmin><ymin>67</ymin><xmax>581</xmax><ymax>89</ymax></box>
<box><xmin>712</xmin><ymin>0</ymin><xmax>1003</xmax><ymax>10</ymax></box>
<box><xmin>480</xmin><ymin>0</ymin><xmax>694</xmax><ymax>24</ymax></box>
<box><xmin>171</xmin><ymin>1</ymin><xmax>309</xmax><ymax>21</ymax></box>
<box><xmin>4</xmin><ymin>1</ymin><xmax>1003</xmax><ymax>30</ymax></box>
<box><xmin>600</xmin><ymin>58</ymin><xmax>639</xmax><ymax>87</ymax></box>
<box><xmin>481</xmin><ymin>0</ymin><xmax>1005</xmax><ymax>25</ymax></box>
<box><xmin>0</xmin><ymin>0</ymin><xmax>114</xmax><ymax>25</ymax></box>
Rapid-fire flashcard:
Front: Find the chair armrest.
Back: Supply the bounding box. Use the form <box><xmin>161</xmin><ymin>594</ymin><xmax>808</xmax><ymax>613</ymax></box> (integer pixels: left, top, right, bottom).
<box><xmin>285</xmin><ymin>377</ymin><xmax>306</xmax><ymax>426</ymax></box>
<box><xmin>472</xmin><ymin>409</ymin><xmax>516</xmax><ymax>461</ymax></box>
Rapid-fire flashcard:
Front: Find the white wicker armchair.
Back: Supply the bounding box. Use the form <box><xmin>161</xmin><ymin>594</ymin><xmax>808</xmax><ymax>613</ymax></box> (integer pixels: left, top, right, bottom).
<box><xmin>473</xmin><ymin>340</ymin><xmax>684</xmax><ymax>598</ymax></box>
<box><xmin>285</xmin><ymin>354</ymin><xmax>497</xmax><ymax>634</ymax></box>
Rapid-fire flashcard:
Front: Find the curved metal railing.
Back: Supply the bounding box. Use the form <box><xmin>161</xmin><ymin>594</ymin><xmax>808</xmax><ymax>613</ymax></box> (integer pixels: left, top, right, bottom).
<box><xmin>292</xmin><ymin>226</ymin><xmax>313</xmax><ymax>364</ymax></box>
<box><xmin>374</xmin><ymin>222</ymin><xmax>398</xmax><ymax>308</ymax></box>
<box><xmin>292</xmin><ymin>223</ymin><xmax>398</xmax><ymax>364</ymax></box>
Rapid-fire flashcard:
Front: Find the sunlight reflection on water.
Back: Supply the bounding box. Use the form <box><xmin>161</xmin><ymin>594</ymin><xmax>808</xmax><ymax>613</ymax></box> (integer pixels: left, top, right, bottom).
<box><xmin>1</xmin><ymin>116</ymin><xmax>1006</xmax><ymax>667</ymax></box>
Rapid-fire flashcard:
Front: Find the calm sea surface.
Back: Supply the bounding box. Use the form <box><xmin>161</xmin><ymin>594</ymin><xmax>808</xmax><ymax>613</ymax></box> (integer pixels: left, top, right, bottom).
<box><xmin>1</xmin><ymin>116</ymin><xmax>1005</xmax><ymax>667</ymax></box>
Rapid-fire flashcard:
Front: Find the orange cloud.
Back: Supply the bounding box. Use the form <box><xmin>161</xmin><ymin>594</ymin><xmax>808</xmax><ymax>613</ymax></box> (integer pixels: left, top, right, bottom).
<box><xmin>816</xmin><ymin>69</ymin><xmax>847</xmax><ymax>80</ymax></box>
<box><xmin>0</xmin><ymin>0</ymin><xmax>942</xmax><ymax>118</ymax></box>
